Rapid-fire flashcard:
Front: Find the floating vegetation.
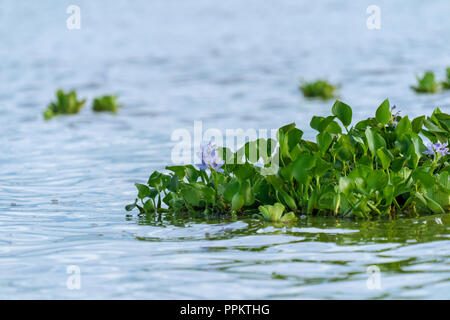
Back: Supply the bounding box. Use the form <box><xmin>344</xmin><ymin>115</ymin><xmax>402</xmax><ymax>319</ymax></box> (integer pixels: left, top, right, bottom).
<box><xmin>411</xmin><ymin>71</ymin><xmax>439</xmax><ymax>94</ymax></box>
<box><xmin>126</xmin><ymin>99</ymin><xmax>449</xmax><ymax>219</ymax></box>
<box><xmin>300</xmin><ymin>80</ymin><xmax>338</xmax><ymax>100</ymax></box>
<box><xmin>257</xmin><ymin>203</ymin><xmax>297</xmax><ymax>223</ymax></box>
<box><xmin>43</xmin><ymin>89</ymin><xmax>86</xmax><ymax>120</ymax></box>
<box><xmin>92</xmin><ymin>95</ymin><xmax>121</xmax><ymax>113</ymax></box>
<box><xmin>441</xmin><ymin>67</ymin><xmax>450</xmax><ymax>90</ymax></box>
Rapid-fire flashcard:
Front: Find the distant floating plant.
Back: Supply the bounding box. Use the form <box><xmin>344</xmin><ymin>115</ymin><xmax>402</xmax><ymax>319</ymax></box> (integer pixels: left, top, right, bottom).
<box><xmin>43</xmin><ymin>89</ymin><xmax>86</xmax><ymax>120</ymax></box>
<box><xmin>300</xmin><ymin>79</ymin><xmax>338</xmax><ymax>100</ymax></box>
<box><xmin>127</xmin><ymin>99</ymin><xmax>449</xmax><ymax>219</ymax></box>
<box><xmin>441</xmin><ymin>67</ymin><xmax>450</xmax><ymax>90</ymax></box>
<box><xmin>92</xmin><ymin>95</ymin><xmax>121</xmax><ymax>113</ymax></box>
<box><xmin>411</xmin><ymin>71</ymin><xmax>439</xmax><ymax>94</ymax></box>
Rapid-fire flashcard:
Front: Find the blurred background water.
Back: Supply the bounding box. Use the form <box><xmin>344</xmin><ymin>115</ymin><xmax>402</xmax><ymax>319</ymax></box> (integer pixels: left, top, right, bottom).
<box><xmin>0</xmin><ymin>0</ymin><xmax>449</xmax><ymax>299</ymax></box>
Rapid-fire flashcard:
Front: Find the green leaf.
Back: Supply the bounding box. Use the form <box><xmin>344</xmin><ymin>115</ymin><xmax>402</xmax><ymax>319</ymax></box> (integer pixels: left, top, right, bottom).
<box><xmin>310</xmin><ymin>116</ymin><xmax>324</xmax><ymax>131</ymax></box>
<box><xmin>391</xmin><ymin>157</ymin><xmax>407</xmax><ymax>172</ymax></box>
<box><xmin>350</xmin><ymin>133</ymin><xmax>368</xmax><ymax>154</ymax></box>
<box><xmin>148</xmin><ymin>188</ymin><xmax>158</xmax><ymax>199</ymax></box>
<box><xmin>411</xmin><ymin>116</ymin><xmax>425</xmax><ymax>133</ymax></box>
<box><xmin>434</xmin><ymin>112</ymin><xmax>450</xmax><ymax>131</ymax></box>
<box><xmin>135</xmin><ymin>183</ymin><xmax>150</xmax><ymax>199</ymax></box>
<box><xmin>287</xmin><ymin>128</ymin><xmax>304</xmax><ymax>151</ymax></box>
<box><xmin>376</xmin><ymin>147</ymin><xmax>394</xmax><ymax>170</ymax></box>
<box><xmin>185</xmin><ymin>166</ymin><xmax>200</xmax><ymax>183</ymax></box>
<box><xmin>316</xmin><ymin>131</ymin><xmax>332</xmax><ymax>155</ymax></box>
<box><xmin>241</xmin><ymin>180</ymin><xmax>255</xmax><ymax>206</ymax></box>
<box><xmin>125</xmin><ymin>199</ymin><xmax>138</xmax><ymax>211</ymax></box>
<box><xmin>375</xmin><ymin>99</ymin><xmax>391</xmax><ymax>125</ymax></box>
<box><xmin>147</xmin><ymin>171</ymin><xmax>162</xmax><ymax>188</ymax></box>
<box><xmin>233</xmin><ymin>163</ymin><xmax>255</xmax><ymax>181</ymax></box>
<box><xmin>166</xmin><ymin>166</ymin><xmax>186</xmax><ymax>179</ymax></box>
<box><xmin>143</xmin><ymin>199</ymin><xmax>155</xmax><ymax>212</ymax></box>
<box><xmin>334</xmin><ymin>134</ymin><xmax>355</xmax><ymax>162</ymax></box>
<box><xmin>366</xmin><ymin>170</ymin><xmax>388</xmax><ymax>191</ymax></box>
<box><xmin>180</xmin><ymin>184</ymin><xmax>201</xmax><ymax>206</ymax></box>
<box><xmin>167</xmin><ymin>175</ymin><xmax>179</xmax><ymax>192</ymax></box>
<box><xmin>406</xmin><ymin>137</ymin><xmax>424</xmax><ymax>169</ymax></box>
<box><xmin>316</xmin><ymin>116</ymin><xmax>336</xmax><ymax>133</ymax></box>
<box><xmin>280</xmin><ymin>163</ymin><xmax>294</xmax><ymax>181</ymax></box>
<box><xmin>331</xmin><ymin>100</ymin><xmax>352</xmax><ymax>127</ymax></box>
<box><xmin>278</xmin><ymin>122</ymin><xmax>296</xmax><ymax>135</ymax></box>
<box><xmin>223</xmin><ymin>181</ymin><xmax>240</xmax><ymax>202</ymax></box>
<box><xmin>325</xmin><ymin>121</ymin><xmax>343</xmax><ymax>134</ymax></box>
<box><xmin>312</xmin><ymin>156</ymin><xmax>331</xmax><ymax>177</ymax></box>
<box><xmin>292</xmin><ymin>153</ymin><xmax>316</xmax><ymax>184</ymax></box>
<box><xmin>412</xmin><ymin>168</ymin><xmax>435</xmax><ymax>189</ymax></box>
<box><xmin>307</xmin><ymin>189</ymin><xmax>319</xmax><ymax>214</ymax></box>
<box><xmin>231</xmin><ymin>193</ymin><xmax>245</xmax><ymax>211</ymax></box>
<box><xmin>365</xmin><ymin>128</ymin><xmax>386</xmax><ymax>155</ymax></box>
<box><xmin>423</xmin><ymin>194</ymin><xmax>445</xmax><ymax>214</ymax></box>
<box><xmin>258</xmin><ymin>203</ymin><xmax>286</xmax><ymax>222</ymax></box>
<box><xmin>338</xmin><ymin>177</ymin><xmax>354</xmax><ymax>195</ymax></box>
<box><xmin>395</xmin><ymin>116</ymin><xmax>412</xmax><ymax>136</ymax></box>
<box><xmin>424</xmin><ymin>118</ymin><xmax>447</xmax><ymax>133</ymax></box>
<box><xmin>278</xmin><ymin>189</ymin><xmax>297</xmax><ymax>211</ymax></box>
<box><xmin>279</xmin><ymin>211</ymin><xmax>298</xmax><ymax>223</ymax></box>
<box><xmin>383</xmin><ymin>184</ymin><xmax>395</xmax><ymax>206</ymax></box>
<box><xmin>266</xmin><ymin>175</ymin><xmax>284</xmax><ymax>190</ymax></box>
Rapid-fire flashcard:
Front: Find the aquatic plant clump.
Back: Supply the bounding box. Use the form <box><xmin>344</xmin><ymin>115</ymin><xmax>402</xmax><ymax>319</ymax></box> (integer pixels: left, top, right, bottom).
<box><xmin>92</xmin><ymin>95</ymin><xmax>121</xmax><ymax>113</ymax></box>
<box><xmin>411</xmin><ymin>71</ymin><xmax>439</xmax><ymax>93</ymax></box>
<box><xmin>126</xmin><ymin>99</ymin><xmax>449</xmax><ymax>219</ymax></box>
<box><xmin>43</xmin><ymin>89</ymin><xmax>86</xmax><ymax>120</ymax></box>
<box><xmin>299</xmin><ymin>80</ymin><xmax>338</xmax><ymax>100</ymax></box>
<box><xmin>442</xmin><ymin>67</ymin><xmax>450</xmax><ymax>90</ymax></box>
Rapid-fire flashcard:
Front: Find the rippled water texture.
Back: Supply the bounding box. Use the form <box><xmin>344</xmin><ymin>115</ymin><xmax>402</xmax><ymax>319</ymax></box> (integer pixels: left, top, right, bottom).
<box><xmin>0</xmin><ymin>0</ymin><xmax>449</xmax><ymax>299</ymax></box>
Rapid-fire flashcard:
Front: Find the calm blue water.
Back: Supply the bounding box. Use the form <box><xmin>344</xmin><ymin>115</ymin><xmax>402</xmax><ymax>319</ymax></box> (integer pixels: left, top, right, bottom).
<box><xmin>0</xmin><ymin>0</ymin><xmax>449</xmax><ymax>299</ymax></box>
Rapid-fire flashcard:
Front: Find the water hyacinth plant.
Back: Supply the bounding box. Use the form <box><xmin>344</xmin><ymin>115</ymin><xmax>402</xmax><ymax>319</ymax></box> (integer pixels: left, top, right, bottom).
<box><xmin>411</xmin><ymin>71</ymin><xmax>439</xmax><ymax>93</ymax></box>
<box><xmin>299</xmin><ymin>80</ymin><xmax>338</xmax><ymax>100</ymax></box>
<box><xmin>43</xmin><ymin>89</ymin><xmax>86</xmax><ymax>120</ymax></box>
<box><xmin>126</xmin><ymin>99</ymin><xmax>449</xmax><ymax>219</ymax></box>
<box><xmin>441</xmin><ymin>67</ymin><xmax>450</xmax><ymax>90</ymax></box>
<box><xmin>92</xmin><ymin>95</ymin><xmax>121</xmax><ymax>113</ymax></box>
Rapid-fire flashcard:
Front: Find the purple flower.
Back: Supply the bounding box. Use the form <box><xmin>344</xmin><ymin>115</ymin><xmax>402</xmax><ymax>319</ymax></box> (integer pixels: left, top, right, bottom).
<box><xmin>423</xmin><ymin>142</ymin><xmax>449</xmax><ymax>158</ymax></box>
<box><xmin>391</xmin><ymin>105</ymin><xmax>401</xmax><ymax>117</ymax></box>
<box><xmin>197</xmin><ymin>141</ymin><xmax>223</xmax><ymax>171</ymax></box>
<box><xmin>389</xmin><ymin>105</ymin><xmax>401</xmax><ymax>128</ymax></box>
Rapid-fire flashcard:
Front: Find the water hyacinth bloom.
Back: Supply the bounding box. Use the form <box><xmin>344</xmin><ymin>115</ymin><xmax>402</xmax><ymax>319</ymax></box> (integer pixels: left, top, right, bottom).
<box><xmin>391</xmin><ymin>105</ymin><xmax>401</xmax><ymax>117</ymax></box>
<box><xmin>390</xmin><ymin>105</ymin><xmax>401</xmax><ymax>127</ymax></box>
<box><xmin>423</xmin><ymin>142</ymin><xmax>449</xmax><ymax>158</ymax></box>
<box><xmin>197</xmin><ymin>141</ymin><xmax>223</xmax><ymax>171</ymax></box>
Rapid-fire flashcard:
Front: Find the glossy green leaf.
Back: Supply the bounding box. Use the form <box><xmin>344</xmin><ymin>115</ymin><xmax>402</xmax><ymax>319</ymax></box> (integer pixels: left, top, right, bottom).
<box><xmin>365</xmin><ymin>128</ymin><xmax>386</xmax><ymax>155</ymax></box>
<box><xmin>331</xmin><ymin>100</ymin><xmax>352</xmax><ymax>127</ymax></box>
<box><xmin>375</xmin><ymin>99</ymin><xmax>391</xmax><ymax>125</ymax></box>
<box><xmin>376</xmin><ymin>147</ymin><xmax>394</xmax><ymax>170</ymax></box>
